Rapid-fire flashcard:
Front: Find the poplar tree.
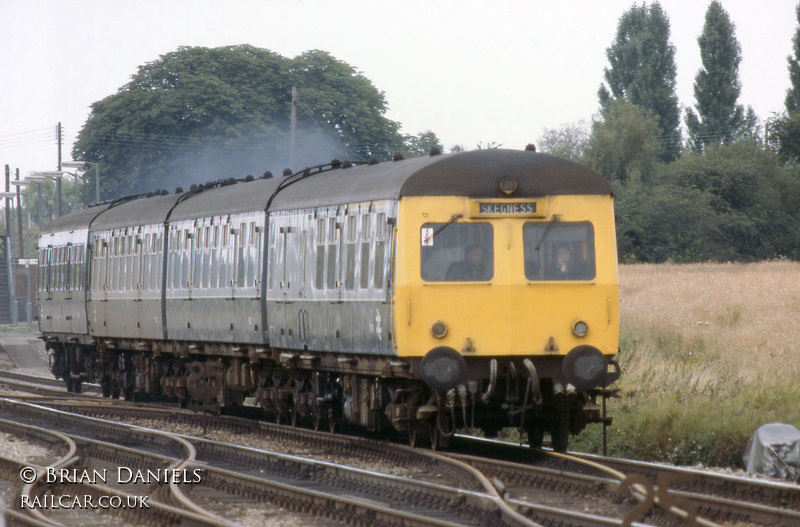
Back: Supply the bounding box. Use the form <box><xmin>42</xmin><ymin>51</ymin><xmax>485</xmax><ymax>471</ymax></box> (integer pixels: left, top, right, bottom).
<box><xmin>785</xmin><ymin>2</ymin><xmax>800</xmax><ymax>113</ymax></box>
<box><xmin>685</xmin><ymin>1</ymin><xmax>756</xmax><ymax>152</ymax></box>
<box><xmin>598</xmin><ymin>2</ymin><xmax>681</xmax><ymax>161</ymax></box>
<box><xmin>772</xmin><ymin>2</ymin><xmax>800</xmax><ymax>163</ymax></box>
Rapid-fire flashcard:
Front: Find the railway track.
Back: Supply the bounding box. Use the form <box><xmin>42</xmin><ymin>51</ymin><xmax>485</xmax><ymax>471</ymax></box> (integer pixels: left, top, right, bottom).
<box><xmin>449</xmin><ymin>435</ymin><xmax>800</xmax><ymax>527</ymax></box>
<box><xmin>0</xmin><ymin>399</ymin><xmax>536</xmax><ymax>526</ymax></box>
<box><xmin>0</xmin><ymin>371</ymin><xmax>798</xmax><ymax>526</ymax></box>
<box><xmin>0</xmin><ymin>369</ymin><xmax>102</xmax><ymax>398</ymax></box>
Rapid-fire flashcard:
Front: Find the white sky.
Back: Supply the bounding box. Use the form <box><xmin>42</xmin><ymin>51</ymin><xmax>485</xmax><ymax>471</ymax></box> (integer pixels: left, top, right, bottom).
<box><xmin>0</xmin><ymin>0</ymin><xmax>796</xmax><ymax>178</ymax></box>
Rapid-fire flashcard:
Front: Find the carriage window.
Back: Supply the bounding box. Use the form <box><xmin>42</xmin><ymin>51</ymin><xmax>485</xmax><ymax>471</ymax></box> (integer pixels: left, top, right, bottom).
<box><xmin>361</xmin><ymin>215</ymin><xmax>370</xmax><ymax>240</ymax></box>
<box><xmin>326</xmin><ymin>244</ymin><xmax>338</xmax><ymax>289</ymax></box>
<box><xmin>315</xmin><ymin>218</ymin><xmax>326</xmax><ymax>289</ymax></box>
<box><xmin>345</xmin><ymin>243</ymin><xmax>356</xmax><ymax>290</ymax></box>
<box><xmin>374</xmin><ymin>241</ymin><xmax>385</xmax><ymax>289</ymax></box>
<box><xmin>523</xmin><ymin>222</ymin><xmax>596</xmax><ymax>281</ymax></box>
<box><xmin>360</xmin><ymin>242</ymin><xmax>370</xmax><ymax>289</ymax></box>
<box><xmin>421</xmin><ymin>223</ymin><xmax>493</xmax><ymax>282</ymax></box>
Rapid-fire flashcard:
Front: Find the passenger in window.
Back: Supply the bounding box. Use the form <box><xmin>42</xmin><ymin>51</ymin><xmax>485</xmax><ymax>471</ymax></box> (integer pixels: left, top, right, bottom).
<box><xmin>547</xmin><ymin>244</ymin><xmax>590</xmax><ymax>280</ymax></box>
<box><xmin>446</xmin><ymin>244</ymin><xmax>491</xmax><ymax>281</ymax></box>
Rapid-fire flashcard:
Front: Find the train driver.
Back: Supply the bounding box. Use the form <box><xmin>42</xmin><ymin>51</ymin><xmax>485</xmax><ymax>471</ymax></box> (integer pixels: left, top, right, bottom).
<box><xmin>445</xmin><ymin>244</ymin><xmax>491</xmax><ymax>281</ymax></box>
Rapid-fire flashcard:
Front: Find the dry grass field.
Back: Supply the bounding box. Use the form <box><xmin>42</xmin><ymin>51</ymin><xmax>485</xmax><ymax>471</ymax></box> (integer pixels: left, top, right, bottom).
<box><xmin>572</xmin><ymin>260</ymin><xmax>800</xmax><ymax>467</ymax></box>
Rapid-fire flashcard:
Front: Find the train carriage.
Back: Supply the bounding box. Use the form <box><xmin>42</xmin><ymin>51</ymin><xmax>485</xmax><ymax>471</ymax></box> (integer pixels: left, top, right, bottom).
<box><xmin>37</xmin><ymin>147</ymin><xmax>620</xmax><ymax>451</ymax></box>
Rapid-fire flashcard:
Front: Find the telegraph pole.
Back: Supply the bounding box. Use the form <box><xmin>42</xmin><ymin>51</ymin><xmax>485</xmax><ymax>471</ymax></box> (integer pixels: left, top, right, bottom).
<box><xmin>15</xmin><ymin>169</ymin><xmax>22</xmax><ymax>259</ymax></box>
<box><xmin>290</xmin><ymin>87</ymin><xmax>297</xmax><ymax>169</ymax></box>
<box><xmin>4</xmin><ymin>165</ymin><xmax>10</xmax><ymax>239</ymax></box>
<box><xmin>56</xmin><ymin>122</ymin><xmax>62</xmax><ymax>216</ymax></box>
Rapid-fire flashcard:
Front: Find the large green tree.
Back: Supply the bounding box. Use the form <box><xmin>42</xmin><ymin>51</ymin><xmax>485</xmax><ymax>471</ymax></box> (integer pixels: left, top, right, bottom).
<box><xmin>685</xmin><ymin>1</ymin><xmax>757</xmax><ymax>151</ymax></box>
<box><xmin>536</xmin><ymin>122</ymin><xmax>590</xmax><ymax>164</ymax></box>
<box><xmin>399</xmin><ymin>130</ymin><xmax>443</xmax><ymax>158</ymax></box>
<box><xmin>598</xmin><ymin>2</ymin><xmax>681</xmax><ymax>161</ymax></box>
<box><xmin>288</xmin><ymin>50</ymin><xmax>401</xmax><ymax>161</ymax></box>
<box><xmin>72</xmin><ymin>46</ymin><xmax>403</xmax><ymax>201</ymax></box>
<box><xmin>587</xmin><ymin>102</ymin><xmax>661</xmax><ymax>184</ymax></box>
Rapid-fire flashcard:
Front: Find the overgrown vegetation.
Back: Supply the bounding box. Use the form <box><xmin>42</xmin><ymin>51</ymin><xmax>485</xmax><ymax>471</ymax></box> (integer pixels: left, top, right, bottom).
<box><xmin>571</xmin><ymin>262</ymin><xmax>800</xmax><ymax>468</ymax></box>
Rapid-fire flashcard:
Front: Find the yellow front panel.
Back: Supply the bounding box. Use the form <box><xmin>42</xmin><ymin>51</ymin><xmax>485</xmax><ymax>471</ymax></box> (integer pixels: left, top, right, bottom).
<box><xmin>393</xmin><ymin>195</ymin><xmax>619</xmax><ymax>360</ymax></box>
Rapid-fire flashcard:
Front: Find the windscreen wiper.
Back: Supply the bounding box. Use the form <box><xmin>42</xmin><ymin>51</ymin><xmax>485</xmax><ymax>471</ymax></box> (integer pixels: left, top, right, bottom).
<box><xmin>433</xmin><ymin>213</ymin><xmax>463</xmax><ymax>238</ymax></box>
<box><xmin>535</xmin><ymin>215</ymin><xmax>561</xmax><ymax>251</ymax></box>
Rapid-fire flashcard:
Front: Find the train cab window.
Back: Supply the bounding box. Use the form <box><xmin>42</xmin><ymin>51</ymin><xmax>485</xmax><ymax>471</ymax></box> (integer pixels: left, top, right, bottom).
<box><xmin>523</xmin><ymin>222</ymin><xmax>596</xmax><ymax>281</ymax></box>
<box><xmin>420</xmin><ymin>223</ymin><xmax>493</xmax><ymax>282</ymax></box>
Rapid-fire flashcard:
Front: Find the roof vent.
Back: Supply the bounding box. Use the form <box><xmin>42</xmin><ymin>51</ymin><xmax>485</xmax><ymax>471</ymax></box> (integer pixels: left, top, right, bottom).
<box><xmin>262</xmin><ymin>171</ymin><xmax>273</xmax><ymax>179</ymax></box>
<box><xmin>282</xmin><ymin>168</ymin><xmax>293</xmax><ymax>177</ymax></box>
<box><xmin>525</xmin><ymin>143</ymin><xmax>536</xmax><ymax>152</ymax></box>
<box><xmin>175</xmin><ymin>187</ymin><xmax>184</xmax><ymax>194</ymax></box>
<box><xmin>244</xmin><ymin>174</ymin><xmax>254</xmax><ymax>182</ymax></box>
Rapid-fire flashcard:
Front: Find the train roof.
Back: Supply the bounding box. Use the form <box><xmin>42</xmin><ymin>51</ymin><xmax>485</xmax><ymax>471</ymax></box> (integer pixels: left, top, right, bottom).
<box><xmin>40</xmin><ymin>203</ymin><xmax>113</xmax><ymax>235</ymax></box>
<box><xmin>270</xmin><ymin>149</ymin><xmax>611</xmax><ymax>210</ymax></box>
<box><xmin>42</xmin><ymin>149</ymin><xmax>611</xmax><ymax>235</ymax></box>
<box><xmin>168</xmin><ymin>177</ymin><xmax>283</xmax><ymax>221</ymax></box>
<box><xmin>90</xmin><ymin>192</ymin><xmax>183</xmax><ymax>230</ymax></box>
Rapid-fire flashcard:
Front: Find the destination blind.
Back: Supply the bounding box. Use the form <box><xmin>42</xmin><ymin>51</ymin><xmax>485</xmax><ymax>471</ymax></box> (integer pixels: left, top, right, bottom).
<box><xmin>472</xmin><ymin>200</ymin><xmax>545</xmax><ymax>217</ymax></box>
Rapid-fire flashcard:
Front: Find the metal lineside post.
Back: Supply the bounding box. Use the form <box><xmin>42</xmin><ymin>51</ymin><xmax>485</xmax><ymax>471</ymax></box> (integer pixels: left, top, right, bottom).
<box><xmin>15</xmin><ymin>169</ymin><xmax>23</xmax><ymax>260</ymax></box>
<box><xmin>94</xmin><ymin>163</ymin><xmax>99</xmax><ymax>202</ymax></box>
<box><xmin>4</xmin><ymin>165</ymin><xmax>10</xmax><ymax>239</ymax></box>
<box><xmin>290</xmin><ymin>86</ymin><xmax>297</xmax><ymax>169</ymax></box>
<box><xmin>36</xmin><ymin>183</ymin><xmax>43</xmax><ymax>229</ymax></box>
<box><xmin>14</xmin><ymin>169</ymin><xmax>30</xmax><ymax>322</ymax></box>
<box><xmin>56</xmin><ymin>122</ymin><xmax>62</xmax><ymax>216</ymax></box>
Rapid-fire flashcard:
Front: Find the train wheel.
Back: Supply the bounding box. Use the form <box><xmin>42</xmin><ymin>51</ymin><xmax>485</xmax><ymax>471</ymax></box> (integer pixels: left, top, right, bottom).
<box><xmin>312</xmin><ymin>402</ymin><xmax>327</xmax><ymax>431</ymax></box>
<box><xmin>313</xmin><ymin>411</ymin><xmax>322</xmax><ymax>431</ymax></box>
<box><xmin>409</xmin><ymin>422</ymin><xmax>428</xmax><ymax>448</ymax></box>
<box><xmin>527</xmin><ymin>424</ymin><xmax>545</xmax><ymax>449</ymax></box>
<box><xmin>551</xmin><ymin>413</ymin><xmax>570</xmax><ymax>452</ymax></box>
<box><xmin>482</xmin><ymin>425</ymin><xmax>500</xmax><ymax>439</ymax></box>
<box><xmin>429</xmin><ymin>419</ymin><xmax>450</xmax><ymax>450</ymax></box>
<box><xmin>327</xmin><ymin>407</ymin><xmax>337</xmax><ymax>434</ymax></box>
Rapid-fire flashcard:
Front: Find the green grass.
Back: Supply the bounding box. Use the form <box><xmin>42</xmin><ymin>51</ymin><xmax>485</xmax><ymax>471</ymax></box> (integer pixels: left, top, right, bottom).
<box><xmin>564</xmin><ymin>262</ymin><xmax>800</xmax><ymax>468</ymax></box>
<box><xmin>572</xmin><ymin>382</ymin><xmax>800</xmax><ymax>467</ymax></box>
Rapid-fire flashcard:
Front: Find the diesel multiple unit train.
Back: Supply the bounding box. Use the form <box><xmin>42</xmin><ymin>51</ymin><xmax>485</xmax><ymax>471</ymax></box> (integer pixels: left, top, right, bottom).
<box><xmin>37</xmin><ymin>147</ymin><xmax>620</xmax><ymax>451</ymax></box>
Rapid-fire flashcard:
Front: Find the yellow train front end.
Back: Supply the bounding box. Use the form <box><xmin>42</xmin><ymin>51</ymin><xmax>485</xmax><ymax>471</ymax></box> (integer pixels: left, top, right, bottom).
<box><xmin>394</xmin><ymin>192</ymin><xmax>619</xmax><ymax>449</ymax></box>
